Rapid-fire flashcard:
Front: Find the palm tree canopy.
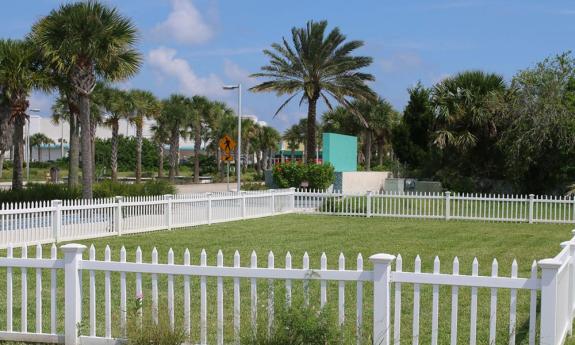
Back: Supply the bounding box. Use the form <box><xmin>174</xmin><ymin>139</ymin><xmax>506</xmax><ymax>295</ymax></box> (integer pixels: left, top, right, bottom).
<box><xmin>129</xmin><ymin>89</ymin><xmax>160</xmax><ymax>127</ymax></box>
<box><xmin>30</xmin><ymin>1</ymin><xmax>142</xmax><ymax>94</ymax></box>
<box><xmin>250</xmin><ymin>20</ymin><xmax>376</xmax><ymax>121</ymax></box>
<box><xmin>432</xmin><ymin>70</ymin><xmax>506</xmax><ymax>150</ymax></box>
<box><xmin>99</xmin><ymin>86</ymin><xmax>133</xmax><ymax>125</ymax></box>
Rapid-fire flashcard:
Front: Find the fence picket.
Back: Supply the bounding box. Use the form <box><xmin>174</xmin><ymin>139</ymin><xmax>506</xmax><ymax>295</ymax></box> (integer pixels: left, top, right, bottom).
<box><xmin>320</xmin><ymin>252</ymin><xmax>327</xmax><ymax>308</ymax></box>
<box><xmin>338</xmin><ymin>253</ymin><xmax>345</xmax><ymax>326</ymax></box>
<box><xmin>200</xmin><ymin>249</ymin><xmax>207</xmax><ymax>345</ymax></box>
<box><xmin>450</xmin><ymin>257</ymin><xmax>459</xmax><ymax>345</ymax></box>
<box><xmin>217</xmin><ymin>250</ymin><xmax>224</xmax><ymax>345</ymax></box>
<box><xmin>21</xmin><ymin>245</ymin><xmax>27</xmax><ymax>333</ymax></box>
<box><xmin>267</xmin><ymin>251</ymin><xmax>274</xmax><ymax>337</ymax></box>
<box><xmin>233</xmin><ymin>250</ymin><xmax>240</xmax><ymax>344</ymax></box>
<box><xmin>6</xmin><ymin>243</ymin><xmax>12</xmax><ymax>332</ymax></box>
<box><xmin>285</xmin><ymin>252</ymin><xmax>292</xmax><ymax>307</ymax></box>
<box><xmin>356</xmin><ymin>253</ymin><xmax>363</xmax><ymax>345</ymax></box>
<box><xmin>168</xmin><ymin>248</ymin><xmax>175</xmax><ymax>330</ymax></box>
<box><xmin>151</xmin><ymin>247</ymin><xmax>158</xmax><ymax>324</ymax></box>
<box><xmin>470</xmin><ymin>258</ymin><xmax>478</xmax><ymax>345</ymax></box>
<box><xmin>89</xmin><ymin>245</ymin><xmax>96</xmax><ymax>336</ymax></box>
<box><xmin>413</xmin><ymin>255</ymin><xmax>421</xmax><ymax>345</ymax></box>
<box><xmin>431</xmin><ymin>256</ymin><xmax>440</xmax><ymax>345</ymax></box>
<box><xmin>120</xmin><ymin>246</ymin><xmax>127</xmax><ymax>336</ymax></box>
<box><xmin>104</xmin><ymin>245</ymin><xmax>111</xmax><ymax>338</ymax></box>
<box><xmin>50</xmin><ymin>243</ymin><xmax>57</xmax><ymax>334</ymax></box>
<box><xmin>489</xmin><ymin>259</ymin><xmax>499</xmax><ymax>345</ymax></box>
<box><xmin>184</xmin><ymin>249</ymin><xmax>191</xmax><ymax>336</ymax></box>
<box><xmin>509</xmin><ymin>259</ymin><xmax>518</xmax><ymax>345</ymax></box>
<box><xmin>35</xmin><ymin>244</ymin><xmax>42</xmax><ymax>333</ymax></box>
<box><xmin>393</xmin><ymin>254</ymin><xmax>402</xmax><ymax>345</ymax></box>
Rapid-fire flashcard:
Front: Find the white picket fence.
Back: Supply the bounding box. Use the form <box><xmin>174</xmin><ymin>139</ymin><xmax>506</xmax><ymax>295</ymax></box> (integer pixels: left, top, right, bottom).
<box><xmin>1</xmin><ymin>232</ymin><xmax>575</xmax><ymax>345</ymax></box>
<box><xmin>0</xmin><ymin>189</ymin><xmax>295</xmax><ymax>249</ymax></box>
<box><xmin>295</xmin><ymin>190</ymin><xmax>575</xmax><ymax>224</ymax></box>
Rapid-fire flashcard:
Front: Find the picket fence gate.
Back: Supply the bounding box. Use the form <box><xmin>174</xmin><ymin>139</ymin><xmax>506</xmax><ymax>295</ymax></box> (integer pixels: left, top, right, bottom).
<box><xmin>295</xmin><ymin>189</ymin><xmax>575</xmax><ymax>224</ymax></box>
<box><xmin>0</xmin><ymin>189</ymin><xmax>295</xmax><ymax>249</ymax></box>
<box><xmin>1</xmin><ymin>231</ymin><xmax>575</xmax><ymax>345</ymax></box>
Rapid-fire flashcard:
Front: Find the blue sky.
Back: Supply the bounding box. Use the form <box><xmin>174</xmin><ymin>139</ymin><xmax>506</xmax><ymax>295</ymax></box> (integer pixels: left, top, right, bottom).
<box><xmin>2</xmin><ymin>0</ymin><xmax>575</xmax><ymax>131</ymax></box>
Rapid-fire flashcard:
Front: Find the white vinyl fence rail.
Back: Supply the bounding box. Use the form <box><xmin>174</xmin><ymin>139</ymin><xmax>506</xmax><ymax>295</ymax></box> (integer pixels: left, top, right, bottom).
<box><xmin>0</xmin><ymin>189</ymin><xmax>295</xmax><ymax>249</ymax></box>
<box><xmin>1</xmin><ymin>232</ymin><xmax>575</xmax><ymax>345</ymax></box>
<box><xmin>295</xmin><ymin>189</ymin><xmax>575</xmax><ymax>224</ymax></box>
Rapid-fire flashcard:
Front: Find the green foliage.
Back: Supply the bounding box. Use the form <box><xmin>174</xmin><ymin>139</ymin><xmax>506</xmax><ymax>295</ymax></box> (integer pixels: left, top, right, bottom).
<box><xmin>0</xmin><ymin>180</ymin><xmax>175</xmax><ymax>202</ymax></box>
<box><xmin>95</xmin><ymin>136</ymin><xmax>159</xmax><ymax>171</ymax></box>
<box><xmin>126</xmin><ymin>297</ymin><xmax>186</xmax><ymax>345</ymax></box>
<box><xmin>184</xmin><ymin>155</ymin><xmax>217</xmax><ymax>175</ymax></box>
<box><xmin>273</xmin><ymin>163</ymin><xmax>335</xmax><ymax>190</ymax></box>
<box><xmin>241</xmin><ymin>302</ymin><xmax>350</xmax><ymax>345</ymax></box>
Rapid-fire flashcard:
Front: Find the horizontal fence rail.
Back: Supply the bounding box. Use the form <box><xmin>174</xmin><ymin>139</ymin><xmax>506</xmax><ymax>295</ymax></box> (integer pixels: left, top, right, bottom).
<box><xmin>0</xmin><ymin>189</ymin><xmax>295</xmax><ymax>249</ymax></box>
<box><xmin>1</xmin><ymin>232</ymin><xmax>575</xmax><ymax>345</ymax></box>
<box><xmin>295</xmin><ymin>189</ymin><xmax>575</xmax><ymax>224</ymax></box>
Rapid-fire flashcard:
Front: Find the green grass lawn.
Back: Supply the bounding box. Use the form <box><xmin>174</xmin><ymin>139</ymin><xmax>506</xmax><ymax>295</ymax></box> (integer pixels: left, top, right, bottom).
<box><xmin>0</xmin><ymin>215</ymin><xmax>574</xmax><ymax>344</ymax></box>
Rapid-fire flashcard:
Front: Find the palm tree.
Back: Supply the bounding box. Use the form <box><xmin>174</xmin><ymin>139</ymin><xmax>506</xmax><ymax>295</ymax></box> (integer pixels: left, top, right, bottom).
<box><xmin>257</xmin><ymin>125</ymin><xmax>281</xmax><ymax>170</ymax></box>
<box><xmin>51</xmin><ymin>94</ymin><xmax>80</xmax><ymax>186</ymax></box>
<box><xmin>205</xmin><ymin>107</ymin><xmax>236</xmax><ymax>176</ymax></box>
<box><xmin>30</xmin><ymin>133</ymin><xmax>53</xmax><ymax>162</ymax></box>
<box><xmin>432</xmin><ymin>70</ymin><xmax>506</xmax><ymax>152</ymax></box>
<box><xmin>0</xmin><ymin>39</ymin><xmax>44</xmax><ymax>190</ymax></box>
<box><xmin>100</xmin><ymin>87</ymin><xmax>132</xmax><ymax>182</ymax></box>
<box><xmin>31</xmin><ymin>1</ymin><xmax>141</xmax><ymax>198</ymax></box>
<box><xmin>0</xmin><ymin>90</ymin><xmax>13</xmax><ymax>179</ymax></box>
<box><xmin>282</xmin><ymin>125</ymin><xmax>302</xmax><ymax>161</ymax></box>
<box><xmin>250</xmin><ymin>20</ymin><xmax>376</xmax><ymax>163</ymax></box>
<box><xmin>129</xmin><ymin>90</ymin><xmax>160</xmax><ymax>183</ymax></box>
<box><xmin>186</xmin><ymin>96</ymin><xmax>211</xmax><ymax>183</ymax></box>
<box><xmin>150</xmin><ymin>120</ymin><xmax>170</xmax><ymax>178</ymax></box>
<box><xmin>161</xmin><ymin>95</ymin><xmax>190</xmax><ymax>182</ymax></box>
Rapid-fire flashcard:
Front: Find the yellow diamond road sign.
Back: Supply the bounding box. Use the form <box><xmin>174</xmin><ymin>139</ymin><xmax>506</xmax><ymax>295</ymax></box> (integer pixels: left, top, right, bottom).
<box><xmin>219</xmin><ymin>135</ymin><xmax>236</xmax><ymax>153</ymax></box>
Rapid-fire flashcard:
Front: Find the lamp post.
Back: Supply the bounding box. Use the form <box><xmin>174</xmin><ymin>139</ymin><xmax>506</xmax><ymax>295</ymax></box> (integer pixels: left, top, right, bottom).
<box><xmin>222</xmin><ymin>84</ymin><xmax>242</xmax><ymax>192</ymax></box>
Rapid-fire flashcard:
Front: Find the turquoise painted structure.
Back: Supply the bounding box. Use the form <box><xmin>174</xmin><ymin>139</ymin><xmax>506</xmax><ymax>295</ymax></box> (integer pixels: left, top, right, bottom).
<box><xmin>322</xmin><ymin>132</ymin><xmax>357</xmax><ymax>172</ymax></box>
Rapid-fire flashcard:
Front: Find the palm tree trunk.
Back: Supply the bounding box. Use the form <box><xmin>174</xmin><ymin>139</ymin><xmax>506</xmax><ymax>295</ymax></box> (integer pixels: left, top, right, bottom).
<box><xmin>90</xmin><ymin>121</ymin><xmax>97</xmax><ymax>183</ymax></box>
<box><xmin>157</xmin><ymin>144</ymin><xmax>164</xmax><ymax>178</ymax></box>
<box><xmin>193</xmin><ymin>123</ymin><xmax>201</xmax><ymax>184</ymax></box>
<box><xmin>68</xmin><ymin>112</ymin><xmax>80</xmax><ymax>187</ymax></box>
<box><xmin>12</xmin><ymin>118</ymin><xmax>25</xmax><ymax>190</ymax></box>
<box><xmin>79</xmin><ymin>94</ymin><xmax>93</xmax><ymax>199</ymax></box>
<box><xmin>168</xmin><ymin>127</ymin><xmax>178</xmax><ymax>182</ymax></box>
<box><xmin>135</xmin><ymin>122</ymin><xmax>143</xmax><ymax>183</ymax></box>
<box><xmin>291</xmin><ymin>148</ymin><xmax>295</xmax><ymax>161</ymax></box>
<box><xmin>364</xmin><ymin>130</ymin><xmax>372</xmax><ymax>171</ymax></box>
<box><xmin>0</xmin><ymin>150</ymin><xmax>4</xmax><ymax>179</ymax></box>
<box><xmin>48</xmin><ymin>146</ymin><xmax>51</xmax><ymax>161</ymax></box>
<box><xmin>111</xmin><ymin>121</ymin><xmax>119</xmax><ymax>182</ymax></box>
<box><xmin>378</xmin><ymin>141</ymin><xmax>384</xmax><ymax>166</ymax></box>
<box><xmin>306</xmin><ymin>98</ymin><xmax>318</xmax><ymax>164</ymax></box>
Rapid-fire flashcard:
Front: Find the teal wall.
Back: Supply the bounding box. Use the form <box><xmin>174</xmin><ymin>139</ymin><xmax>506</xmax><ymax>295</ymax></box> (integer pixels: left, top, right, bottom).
<box><xmin>323</xmin><ymin>132</ymin><xmax>357</xmax><ymax>172</ymax></box>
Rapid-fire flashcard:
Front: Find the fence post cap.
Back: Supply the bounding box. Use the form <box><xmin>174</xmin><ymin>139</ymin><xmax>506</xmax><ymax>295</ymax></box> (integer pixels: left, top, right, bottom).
<box><xmin>538</xmin><ymin>258</ymin><xmax>562</xmax><ymax>269</ymax></box>
<box><xmin>115</xmin><ymin>196</ymin><xmax>124</xmax><ymax>201</ymax></box>
<box><xmin>445</xmin><ymin>191</ymin><xmax>451</xmax><ymax>196</ymax></box>
<box><xmin>51</xmin><ymin>199</ymin><xmax>62</xmax><ymax>205</ymax></box>
<box><xmin>529</xmin><ymin>194</ymin><xmax>535</xmax><ymax>198</ymax></box>
<box><xmin>367</xmin><ymin>190</ymin><xmax>373</xmax><ymax>195</ymax></box>
<box><xmin>163</xmin><ymin>194</ymin><xmax>173</xmax><ymax>199</ymax></box>
<box><xmin>369</xmin><ymin>253</ymin><xmax>396</xmax><ymax>264</ymax></box>
<box><xmin>60</xmin><ymin>244</ymin><xmax>87</xmax><ymax>253</ymax></box>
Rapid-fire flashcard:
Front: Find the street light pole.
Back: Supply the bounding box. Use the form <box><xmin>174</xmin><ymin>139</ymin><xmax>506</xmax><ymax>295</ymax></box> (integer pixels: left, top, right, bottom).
<box><xmin>223</xmin><ymin>84</ymin><xmax>242</xmax><ymax>192</ymax></box>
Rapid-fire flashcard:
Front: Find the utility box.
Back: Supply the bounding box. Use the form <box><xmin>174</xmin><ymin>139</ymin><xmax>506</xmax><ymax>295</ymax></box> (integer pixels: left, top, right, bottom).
<box><xmin>322</xmin><ymin>132</ymin><xmax>357</xmax><ymax>172</ymax></box>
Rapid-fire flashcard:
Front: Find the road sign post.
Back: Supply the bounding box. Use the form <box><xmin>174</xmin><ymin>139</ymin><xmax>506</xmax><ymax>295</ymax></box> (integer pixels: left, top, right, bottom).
<box><xmin>219</xmin><ymin>135</ymin><xmax>237</xmax><ymax>191</ymax></box>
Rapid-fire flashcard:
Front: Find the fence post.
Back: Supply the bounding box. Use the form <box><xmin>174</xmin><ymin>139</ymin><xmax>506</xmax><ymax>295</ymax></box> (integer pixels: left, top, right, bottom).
<box><xmin>270</xmin><ymin>189</ymin><xmax>275</xmax><ymax>215</ymax></box>
<box><xmin>370</xmin><ymin>253</ymin><xmax>395</xmax><ymax>345</ymax></box>
<box><xmin>563</xmin><ymin>235</ymin><xmax>575</xmax><ymax>335</ymax></box>
<box><xmin>51</xmin><ymin>200</ymin><xmax>62</xmax><ymax>243</ymax></box>
<box><xmin>539</xmin><ymin>258</ymin><xmax>562</xmax><ymax>345</ymax></box>
<box><xmin>115</xmin><ymin>196</ymin><xmax>124</xmax><ymax>236</ymax></box>
<box><xmin>529</xmin><ymin>194</ymin><xmax>534</xmax><ymax>224</ymax></box>
<box><xmin>445</xmin><ymin>191</ymin><xmax>451</xmax><ymax>221</ymax></box>
<box><xmin>61</xmin><ymin>244</ymin><xmax>86</xmax><ymax>345</ymax></box>
<box><xmin>164</xmin><ymin>194</ymin><xmax>173</xmax><ymax>230</ymax></box>
<box><xmin>366</xmin><ymin>191</ymin><xmax>372</xmax><ymax>218</ymax></box>
<box><xmin>207</xmin><ymin>193</ymin><xmax>212</xmax><ymax>225</ymax></box>
<box><xmin>290</xmin><ymin>187</ymin><xmax>296</xmax><ymax>212</ymax></box>
<box><xmin>241</xmin><ymin>192</ymin><xmax>247</xmax><ymax>219</ymax></box>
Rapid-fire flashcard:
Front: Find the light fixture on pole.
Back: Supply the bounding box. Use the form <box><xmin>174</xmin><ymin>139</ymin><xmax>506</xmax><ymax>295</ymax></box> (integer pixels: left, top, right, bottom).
<box><xmin>222</xmin><ymin>84</ymin><xmax>242</xmax><ymax>192</ymax></box>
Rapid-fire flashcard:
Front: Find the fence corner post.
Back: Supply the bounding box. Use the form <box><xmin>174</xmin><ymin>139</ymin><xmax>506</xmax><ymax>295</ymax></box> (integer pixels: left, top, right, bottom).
<box><xmin>564</xmin><ymin>237</ymin><xmax>575</xmax><ymax>335</ymax></box>
<box><xmin>51</xmin><ymin>200</ymin><xmax>62</xmax><ymax>243</ymax></box>
<box><xmin>366</xmin><ymin>191</ymin><xmax>373</xmax><ymax>218</ymax></box>
<box><xmin>115</xmin><ymin>196</ymin><xmax>124</xmax><ymax>236</ymax></box>
<box><xmin>539</xmin><ymin>258</ymin><xmax>562</xmax><ymax>345</ymax></box>
<box><xmin>529</xmin><ymin>194</ymin><xmax>535</xmax><ymax>224</ymax></box>
<box><xmin>163</xmin><ymin>194</ymin><xmax>173</xmax><ymax>230</ymax></box>
<box><xmin>241</xmin><ymin>191</ymin><xmax>247</xmax><ymax>219</ymax></box>
<box><xmin>207</xmin><ymin>192</ymin><xmax>213</xmax><ymax>225</ymax></box>
<box><xmin>289</xmin><ymin>187</ymin><xmax>296</xmax><ymax>212</ymax></box>
<box><xmin>270</xmin><ymin>189</ymin><xmax>276</xmax><ymax>215</ymax></box>
<box><xmin>61</xmin><ymin>244</ymin><xmax>86</xmax><ymax>345</ymax></box>
<box><xmin>445</xmin><ymin>191</ymin><xmax>451</xmax><ymax>221</ymax></box>
<box><xmin>370</xmin><ymin>253</ymin><xmax>395</xmax><ymax>345</ymax></box>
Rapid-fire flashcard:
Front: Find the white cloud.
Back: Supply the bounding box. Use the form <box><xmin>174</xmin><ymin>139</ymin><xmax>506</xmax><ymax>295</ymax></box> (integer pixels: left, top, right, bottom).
<box><xmin>154</xmin><ymin>0</ymin><xmax>213</xmax><ymax>45</ymax></box>
<box><xmin>148</xmin><ymin>47</ymin><xmax>225</xmax><ymax>97</ymax></box>
<box><xmin>28</xmin><ymin>91</ymin><xmax>54</xmax><ymax>115</ymax></box>
<box><xmin>223</xmin><ymin>59</ymin><xmax>255</xmax><ymax>87</ymax></box>
<box><xmin>381</xmin><ymin>52</ymin><xmax>424</xmax><ymax>73</ymax></box>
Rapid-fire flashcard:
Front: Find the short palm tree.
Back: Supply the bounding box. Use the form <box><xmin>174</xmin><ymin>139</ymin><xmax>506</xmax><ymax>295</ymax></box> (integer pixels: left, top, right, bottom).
<box><xmin>250</xmin><ymin>20</ymin><xmax>376</xmax><ymax>163</ymax></box>
<box><xmin>283</xmin><ymin>126</ymin><xmax>302</xmax><ymax>161</ymax></box>
<box><xmin>0</xmin><ymin>39</ymin><xmax>44</xmax><ymax>190</ymax></box>
<box><xmin>150</xmin><ymin>120</ymin><xmax>170</xmax><ymax>178</ymax></box>
<box><xmin>31</xmin><ymin>1</ymin><xmax>141</xmax><ymax>198</ymax></box>
<box><xmin>30</xmin><ymin>133</ymin><xmax>53</xmax><ymax>162</ymax></box>
<box><xmin>130</xmin><ymin>90</ymin><xmax>160</xmax><ymax>183</ymax></box>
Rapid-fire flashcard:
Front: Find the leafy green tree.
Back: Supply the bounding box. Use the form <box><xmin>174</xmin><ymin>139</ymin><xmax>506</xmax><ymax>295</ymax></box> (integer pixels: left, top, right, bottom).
<box><xmin>0</xmin><ymin>39</ymin><xmax>45</xmax><ymax>190</ymax></box>
<box><xmin>392</xmin><ymin>83</ymin><xmax>435</xmax><ymax>172</ymax></box>
<box><xmin>497</xmin><ymin>52</ymin><xmax>575</xmax><ymax>192</ymax></box>
<box><xmin>129</xmin><ymin>90</ymin><xmax>160</xmax><ymax>183</ymax></box>
<box><xmin>32</xmin><ymin>1</ymin><xmax>141</xmax><ymax>198</ymax></box>
<box><xmin>250</xmin><ymin>20</ymin><xmax>376</xmax><ymax>163</ymax></box>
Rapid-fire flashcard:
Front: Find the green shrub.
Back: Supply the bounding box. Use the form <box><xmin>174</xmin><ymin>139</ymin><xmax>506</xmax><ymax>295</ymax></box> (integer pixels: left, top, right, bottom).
<box><xmin>241</xmin><ymin>302</ymin><xmax>352</xmax><ymax>345</ymax></box>
<box><xmin>242</xmin><ymin>182</ymin><xmax>268</xmax><ymax>191</ymax></box>
<box><xmin>0</xmin><ymin>180</ymin><xmax>175</xmax><ymax>203</ymax></box>
<box><xmin>273</xmin><ymin>163</ymin><xmax>335</xmax><ymax>190</ymax></box>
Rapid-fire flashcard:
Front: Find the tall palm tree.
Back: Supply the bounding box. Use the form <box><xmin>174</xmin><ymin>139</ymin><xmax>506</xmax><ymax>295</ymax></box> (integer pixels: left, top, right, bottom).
<box><xmin>0</xmin><ymin>39</ymin><xmax>44</xmax><ymax>190</ymax></box>
<box><xmin>250</xmin><ymin>20</ymin><xmax>376</xmax><ymax>163</ymax></box>
<box><xmin>129</xmin><ymin>90</ymin><xmax>160</xmax><ymax>183</ymax></box>
<box><xmin>150</xmin><ymin>120</ymin><xmax>170</xmax><ymax>178</ymax></box>
<box><xmin>0</xmin><ymin>88</ymin><xmax>13</xmax><ymax>179</ymax></box>
<box><xmin>31</xmin><ymin>1</ymin><xmax>141</xmax><ymax>198</ymax></box>
<box><xmin>257</xmin><ymin>125</ymin><xmax>281</xmax><ymax>170</ymax></box>
<box><xmin>161</xmin><ymin>95</ymin><xmax>190</xmax><ymax>182</ymax></box>
<box><xmin>187</xmin><ymin>96</ymin><xmax>211</xmax><ymax>183</ymax></box>
<box><xmin>100</xmin><ymin>87</ymin><xmax>132</xmax><ymax>182</ymax></box>
<box><xmin>205</xmin><ymin>107</ymin><xmax>236</xmax><ymax>176</ymax></box>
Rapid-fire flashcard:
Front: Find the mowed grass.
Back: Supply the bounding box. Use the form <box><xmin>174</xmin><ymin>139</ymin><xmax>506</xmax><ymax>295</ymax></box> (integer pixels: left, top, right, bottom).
<box><xmin>0</xmin><ymin>214</ymin><xmax>574</xmax><ymax>345</ymax></box>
